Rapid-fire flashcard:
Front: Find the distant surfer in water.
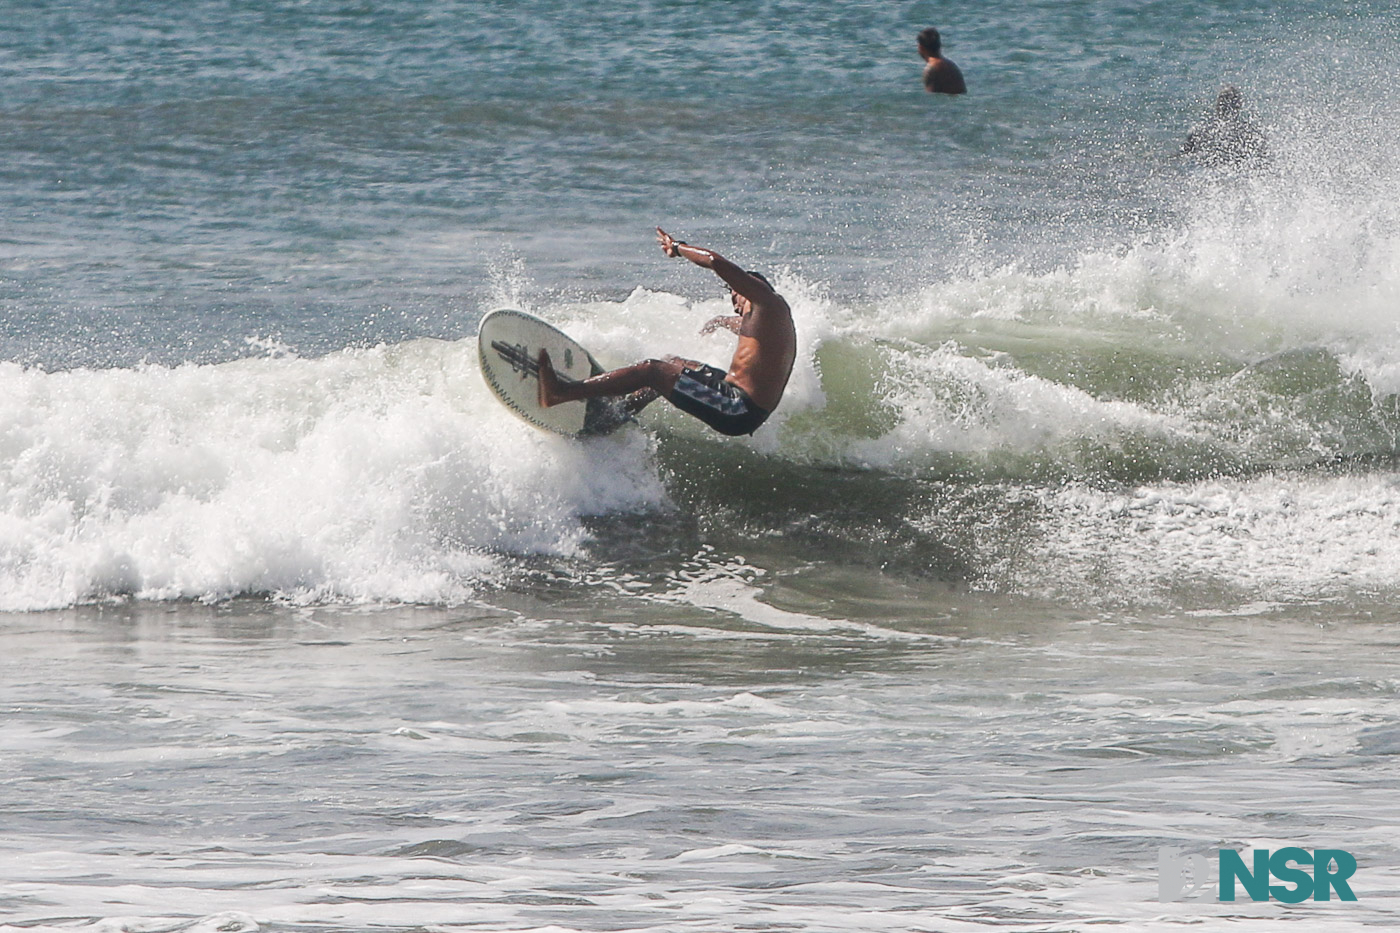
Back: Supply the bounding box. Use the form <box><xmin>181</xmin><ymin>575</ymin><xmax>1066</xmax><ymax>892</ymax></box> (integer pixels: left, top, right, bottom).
<box><xmin>1181</xmin><ymin>86</ymin><xmax>1268</xmax><ymax>168</ymax></box>
<box><xmin>917</xmin><ymin>28</ymin><xmax>966</xmax><ymax>96</ymax></box>
<box><xmin>537</xmin><ymin>228</ymin><xmax>796</xmax><ymax>437</ymax></box>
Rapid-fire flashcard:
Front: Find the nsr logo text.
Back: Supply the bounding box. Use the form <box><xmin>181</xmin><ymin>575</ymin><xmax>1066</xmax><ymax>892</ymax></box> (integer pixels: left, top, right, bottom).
<box><xmin>1159</xmin><ymin>847</ymin><xmax>1358</xmax><ymax>903</ymax></box>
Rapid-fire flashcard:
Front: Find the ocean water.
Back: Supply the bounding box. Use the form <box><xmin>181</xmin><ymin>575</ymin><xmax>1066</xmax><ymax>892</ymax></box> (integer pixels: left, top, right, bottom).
<box><xmin>4</xmin><ymin>1</ymin><xmax>1400</xmax><ymax>929</ymax></box>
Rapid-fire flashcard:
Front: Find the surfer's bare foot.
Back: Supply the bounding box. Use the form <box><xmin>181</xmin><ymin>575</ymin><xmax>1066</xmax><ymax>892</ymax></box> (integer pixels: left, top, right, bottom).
<box><xmin>537</xmin><ymin>349</ymin><xmax>564</xmax><ymax>407</ymax></box>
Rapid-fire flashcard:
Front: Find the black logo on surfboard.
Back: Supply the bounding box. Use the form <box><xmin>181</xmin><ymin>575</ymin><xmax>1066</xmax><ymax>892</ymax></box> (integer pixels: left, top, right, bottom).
<box><xmin>491</xmin><ymin>340</ymin><xmax>536</xmax><ymax>379</ymax></box>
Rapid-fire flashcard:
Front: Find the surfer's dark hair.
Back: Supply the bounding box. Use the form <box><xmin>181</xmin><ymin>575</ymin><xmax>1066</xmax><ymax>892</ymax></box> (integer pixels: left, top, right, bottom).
<box><xmin>746</xmin><ymin>270</ymin><xmax>772</xmax><ymax>289</ymax></box>
<box><xmin>1216</xmin><ymin>85</ymin><xmax>1243</xmax><ymax>114</ymax></box>
<box><xmin>917</xmin><ymin>28</ymin><xmax>942</xmax><ymax>55</ymax></box>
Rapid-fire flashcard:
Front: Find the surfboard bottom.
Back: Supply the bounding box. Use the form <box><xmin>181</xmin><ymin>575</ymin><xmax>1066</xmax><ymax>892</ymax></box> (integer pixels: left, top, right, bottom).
<box><xmin>478</xmin><ymin>308</ymin><xmax>633</xmax><ymax>438</ymax></box>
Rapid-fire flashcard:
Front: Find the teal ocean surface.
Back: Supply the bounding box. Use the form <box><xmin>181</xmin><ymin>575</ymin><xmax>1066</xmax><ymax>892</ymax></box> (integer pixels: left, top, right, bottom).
<box><xmin>3</xmin><ymin>2</ymin><xmax>1400</xmax><ymax>930</ymax></box>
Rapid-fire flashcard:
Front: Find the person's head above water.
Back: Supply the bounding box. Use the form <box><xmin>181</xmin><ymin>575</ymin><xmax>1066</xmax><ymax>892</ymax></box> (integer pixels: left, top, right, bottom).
<box><xmin>1216</xmin><ymin>85</ymin><xmax>1244</xmax><ymax>116</ymax></box>
<box><xmin>917</xmin><ymin>27</ymin><xmax>942</xmax><ymax>59</ymax></box>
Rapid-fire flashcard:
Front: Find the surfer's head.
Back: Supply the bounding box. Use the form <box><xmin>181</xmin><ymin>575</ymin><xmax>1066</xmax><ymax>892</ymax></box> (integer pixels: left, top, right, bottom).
<box><xmin>917</xmin><ymin>28</ymin><xmax>942</xmax><ymax>58</ymax></box>
<box><xmin>1216</xmin><ymin>85</ymin><xmax>1243</xmax><ymax>115</ymax></box>
<box><xmin>729</xmin><ymin>271</ymin><xmax>772</xmax><ymax>312</ymax></box>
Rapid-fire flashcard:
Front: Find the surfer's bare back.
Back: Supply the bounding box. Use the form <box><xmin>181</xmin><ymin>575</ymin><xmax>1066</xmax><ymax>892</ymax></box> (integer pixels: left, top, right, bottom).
<box><xmin>538</xmin><ymin>228</ymin><xmax>796</xmax><ymax>437</ymax></box>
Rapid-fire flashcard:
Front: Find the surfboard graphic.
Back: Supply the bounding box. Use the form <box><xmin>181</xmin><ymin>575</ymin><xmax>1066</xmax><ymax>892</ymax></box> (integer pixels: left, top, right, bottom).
<box><xmin>477</xmin><ymin>308</ymin><xmax>630</xmax><ymax>437</ymax></box>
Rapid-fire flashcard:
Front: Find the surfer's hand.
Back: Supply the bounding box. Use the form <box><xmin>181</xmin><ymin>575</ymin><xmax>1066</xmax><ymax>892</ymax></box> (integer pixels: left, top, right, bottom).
<box><xmin>657</xmin><ymin>227</ymin><xmax>682</xmax><ymax>258</ymax></box>
<box><xmin>700</xmin><ymin>315</ymin><xmax>741</xmax><ymax>336</ymax></box>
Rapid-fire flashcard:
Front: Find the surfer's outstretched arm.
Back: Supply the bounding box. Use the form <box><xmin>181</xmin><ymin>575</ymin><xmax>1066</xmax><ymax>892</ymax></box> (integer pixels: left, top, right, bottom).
<box><xmin>656</xmin><ymin>227</ymin><xmax>774</xmax><ymax>304</ymax></box>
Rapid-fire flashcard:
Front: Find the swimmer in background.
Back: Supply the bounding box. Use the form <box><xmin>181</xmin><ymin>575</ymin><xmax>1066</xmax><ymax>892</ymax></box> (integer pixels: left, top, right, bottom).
<box><xmin>1181</xmin><ymin>85</ymin><xmax>1268</xmax><ymax>168</ymax></box>
<box><xmin>917</xmin><ymin>27</ymin><xmax>966</xmax><ymax>95</ymax></box>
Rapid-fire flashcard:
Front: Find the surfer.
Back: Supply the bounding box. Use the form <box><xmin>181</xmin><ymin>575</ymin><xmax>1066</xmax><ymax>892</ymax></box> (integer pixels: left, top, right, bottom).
<box><xmin>917</xmin><ymin>28</ymin><xmax>966</xmax><ymax>96</ymax></box>
<box><xmin>1181</xmin><ymin>86</ymin><xmax>1267</xmax><ymax>167</ymax></box>
<box><xmin>537</xmin><ymin>228</ymin><xmax>797</xmax><ymax>437</ymax></box>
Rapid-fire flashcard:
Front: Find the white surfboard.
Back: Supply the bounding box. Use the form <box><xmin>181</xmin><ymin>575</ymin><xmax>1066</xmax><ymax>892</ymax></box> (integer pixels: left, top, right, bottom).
<box><xmin>477</xmin><ymin>309</ymin><xmax>631</xmax><ymax>437</ymax></box>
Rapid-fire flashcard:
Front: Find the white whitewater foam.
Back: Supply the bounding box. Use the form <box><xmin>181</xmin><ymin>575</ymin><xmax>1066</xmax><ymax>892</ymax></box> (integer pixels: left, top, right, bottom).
<box><xmin>0</xmin><ymin>339</ymin><xmax>666</xmax><ymax>610</ymax></box>
<box><xmin>1014</xmin><ymin>472</ymin><xmax>1400</xmax><ymax>603</ymax></box>
<box><xmin>850</xmin><ymin>339</ymin><xmax>1192</xmax><ymax>468</ymax></box>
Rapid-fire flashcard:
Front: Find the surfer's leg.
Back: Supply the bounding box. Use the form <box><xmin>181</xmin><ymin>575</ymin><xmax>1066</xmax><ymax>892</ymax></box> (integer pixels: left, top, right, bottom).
<box><xmin>623</xmin><ymin>356</ymin><xmax>703</xmax><ymax>412</ymax></box>
<box><xmin>539</xmin><ymin>350</ymin><xmax>683</xmax><ymax>408</ymax></box>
